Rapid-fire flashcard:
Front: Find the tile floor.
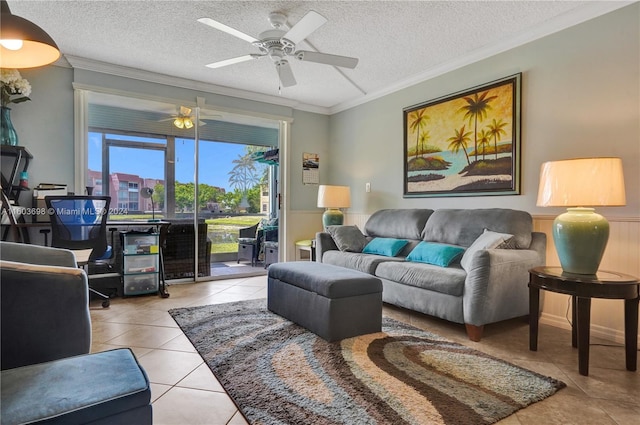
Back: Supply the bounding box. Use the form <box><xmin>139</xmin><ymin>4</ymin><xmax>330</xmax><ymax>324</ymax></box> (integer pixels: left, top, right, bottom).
<box><xmin>90</xmin><ymin>276</ymin><xmax>640</xmax><ymax>425</ymax></box>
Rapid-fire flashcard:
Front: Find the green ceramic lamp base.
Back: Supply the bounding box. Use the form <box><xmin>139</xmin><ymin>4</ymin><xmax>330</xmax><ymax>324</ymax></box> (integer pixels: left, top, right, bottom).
<box><xmin>553</xmin><ymin>207</ymin><xmax>609</xmax><ymax>275</ymax></box>
<box><xmin>322</xmin><ymin>208</ymin><xmax>344</xmax><ymax>228</ymax></box>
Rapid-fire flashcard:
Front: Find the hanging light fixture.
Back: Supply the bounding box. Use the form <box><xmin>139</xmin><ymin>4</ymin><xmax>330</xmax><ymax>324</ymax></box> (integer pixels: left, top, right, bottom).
<box><xmin>0</xmin><ymin>0</ymin><xmax>60</xmax><ymax>68</ymax></box>
<box><xmin>173</xmin><ymin>117</ymin><xmax>184</xmax><ymax>129</ymax></box>
<box><xmin>172</xmin><ymin>116</ymin><xmax>194</xmax><ymax>129</ymax></box>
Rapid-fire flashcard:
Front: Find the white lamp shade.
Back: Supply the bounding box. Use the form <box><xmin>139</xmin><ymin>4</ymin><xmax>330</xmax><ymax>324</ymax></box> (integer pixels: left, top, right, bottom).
<box><xmin>536</xmin><ymin>157</ymin><xmax>626</xmax><ymax>207</ymax></box>
<box><xmin>317</xmin><ymin>185</ymin><xmax>351</xmax><ymax>208</ymax></box>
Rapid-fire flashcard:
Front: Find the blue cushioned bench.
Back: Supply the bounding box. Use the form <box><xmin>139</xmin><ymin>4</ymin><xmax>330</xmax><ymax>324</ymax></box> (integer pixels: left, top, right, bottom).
<box><xmin>0</xmin><ymin>349</ymin><xmax>152</xmax><ymax>425</ymax></box>
<box><xmin>267</xmin><ymin>262</ymin><xmax>383</xmax><ymax>342</ymax></box>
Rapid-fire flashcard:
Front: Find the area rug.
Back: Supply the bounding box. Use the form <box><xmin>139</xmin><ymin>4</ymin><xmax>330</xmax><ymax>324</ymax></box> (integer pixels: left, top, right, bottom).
<box><xmin>169</xmin><ymin>299</ymin><xmax>565</xmax><ymax>425</ymax></box>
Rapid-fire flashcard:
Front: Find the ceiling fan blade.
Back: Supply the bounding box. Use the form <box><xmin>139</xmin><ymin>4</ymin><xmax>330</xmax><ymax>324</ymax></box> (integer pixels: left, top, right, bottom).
<box><xmin>295</xmin><ymin>50</ymin><xmax>359</xmax><ymax>69</ymax></box>
<box><xmin>197</xmin><ymin>18</ymin><xmax>258</xmax><ymax>44</ymax></box>
<box><xmin>275</xmin><ymin>60</ymin><xmax>296</xmax><ymax>87</ymax></box>
<box><xmin>282</xmin><ymin>10</ymin><xmax>327</xmax><ymax>45</ymax></box>
<box><xmin>205</xmin><ymin>54</ymin><xmax>261</xmax><ymax>69</ymax></box>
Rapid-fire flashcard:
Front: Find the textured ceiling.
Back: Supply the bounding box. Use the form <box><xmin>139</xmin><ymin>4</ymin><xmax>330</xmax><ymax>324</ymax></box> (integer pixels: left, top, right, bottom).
<box><xmin>9</xmin><ymin>1</ymin><xmax>631</xmax><ymax>112</ymax></box>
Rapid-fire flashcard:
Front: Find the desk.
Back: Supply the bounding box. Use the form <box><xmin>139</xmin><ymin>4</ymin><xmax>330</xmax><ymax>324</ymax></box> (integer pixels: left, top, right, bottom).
<box><xmin>528</xmin><ymin>266</ymin><xmax>639</xmax><ymax>376</ymax></box>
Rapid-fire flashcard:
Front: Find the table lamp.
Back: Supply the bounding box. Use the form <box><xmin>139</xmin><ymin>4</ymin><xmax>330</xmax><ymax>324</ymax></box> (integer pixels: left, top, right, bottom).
<box><xmin>317</xmin><ymin>185</ymin><xmax>350</xmax><ymax>228</ymax></box>
<box><xmin>536</xmin><ymin>157</ymin><xmax>626</xmax><ymax>275</ymax></box>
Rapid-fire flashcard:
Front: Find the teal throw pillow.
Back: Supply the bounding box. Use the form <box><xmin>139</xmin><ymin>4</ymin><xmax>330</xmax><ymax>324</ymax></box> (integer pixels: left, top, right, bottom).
<box><xmin>406</xmin><ymin>242</ymin><xmax>465</xmax><ymax>267</ymax></box>
<box><xmin>362</xmin><ymin>237</ymin><xmax>409</xmax><ymax>257</ymax></box>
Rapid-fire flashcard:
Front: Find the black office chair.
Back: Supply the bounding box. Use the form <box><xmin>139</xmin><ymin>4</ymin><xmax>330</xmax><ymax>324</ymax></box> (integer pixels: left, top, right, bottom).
<box><xmin>45</xmin><ymin>195</ymin><xmax>115</xmax><ymax>307</ymax></box>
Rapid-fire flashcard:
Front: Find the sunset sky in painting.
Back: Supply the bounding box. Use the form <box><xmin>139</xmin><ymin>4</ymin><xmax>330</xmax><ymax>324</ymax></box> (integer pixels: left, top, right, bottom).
<box><xmin>406</xmin><ymin>81</ymin><xmax>514</xmax><ymax>153</ymax></box>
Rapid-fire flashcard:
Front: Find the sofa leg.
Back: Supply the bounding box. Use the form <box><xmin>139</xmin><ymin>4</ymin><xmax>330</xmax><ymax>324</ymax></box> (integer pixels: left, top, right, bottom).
<box><xmin>465</xmin><ymin>324</ymin><xmax>484</xmax><ymax>342</ymax></box>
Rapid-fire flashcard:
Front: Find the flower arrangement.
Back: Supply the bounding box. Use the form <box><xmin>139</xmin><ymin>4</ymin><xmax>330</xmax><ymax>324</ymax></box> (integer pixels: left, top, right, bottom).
<box><xmin>1</xmin><ymin>69</ymin><xmax>31</xmax><ymax>108</ymax></box>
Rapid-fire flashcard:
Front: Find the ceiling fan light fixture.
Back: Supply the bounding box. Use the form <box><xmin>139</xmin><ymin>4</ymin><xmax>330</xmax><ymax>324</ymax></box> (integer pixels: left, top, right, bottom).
<box><xmin>173</xmin><ymin>118</ymin><xmax>184</xmax><ymax>129</ymax></box>
<box><xmin>184</xmin><ymin>118</ymin><xmax>194</xmax><ymax>129</ymax></box>
<box><xmin>0</xmin><ymin>0</ymin><xmax>60</xmax><ymax>68</ymax></box>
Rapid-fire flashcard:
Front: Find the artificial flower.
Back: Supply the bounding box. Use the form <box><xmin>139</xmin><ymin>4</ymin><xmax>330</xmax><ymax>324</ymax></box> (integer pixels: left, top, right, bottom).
<box><xmin>1</xmin><ymin>69</ymin><xmax>31</xmax><ymax>107</ymax></box>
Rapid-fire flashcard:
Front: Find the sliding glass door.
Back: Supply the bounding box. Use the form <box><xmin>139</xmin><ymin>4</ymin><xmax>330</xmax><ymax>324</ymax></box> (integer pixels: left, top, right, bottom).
<box><xmin>85</xmin><ymin>92</ymin><xmax>280</xmax><ymax>281</ymax></box>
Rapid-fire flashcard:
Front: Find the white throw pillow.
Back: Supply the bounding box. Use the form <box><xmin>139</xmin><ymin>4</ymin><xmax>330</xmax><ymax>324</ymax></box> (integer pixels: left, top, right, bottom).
<box><xmin>460</xmin><ymin>229</ymin><xmax>515</xmax><ymax>271</ymax></box>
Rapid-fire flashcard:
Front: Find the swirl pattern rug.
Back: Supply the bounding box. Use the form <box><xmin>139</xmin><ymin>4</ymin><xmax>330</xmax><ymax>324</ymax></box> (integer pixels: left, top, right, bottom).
<box><xmin>169</xmin><ymin>299</ymin><xmax>564</xmax><ymax>425</ymax></box>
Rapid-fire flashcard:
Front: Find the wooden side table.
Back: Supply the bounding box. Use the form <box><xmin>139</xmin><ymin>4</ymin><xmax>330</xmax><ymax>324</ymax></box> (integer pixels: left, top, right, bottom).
<box><xmin>529</xmin><ymin>266</ymin><xmax>639</xmax><ymax>376</ymax></box>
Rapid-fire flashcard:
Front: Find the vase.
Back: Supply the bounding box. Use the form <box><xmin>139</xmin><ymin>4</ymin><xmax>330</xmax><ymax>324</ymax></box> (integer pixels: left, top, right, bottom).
<box><xmin>1</xmin><ymin>106</ymin><xmax>19</xmax><ymax>146</ymax></box>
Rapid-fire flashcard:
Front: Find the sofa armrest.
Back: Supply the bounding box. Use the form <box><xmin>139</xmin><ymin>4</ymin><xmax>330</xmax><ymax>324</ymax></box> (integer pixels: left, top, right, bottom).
<box><xmin>0</xmin><ymin>241</ymin><xmax>78</xmax><ymax>268</ymax></box>
<box><xmin>462</xmin><ymin>248</ymin><xmax>545</xmax><ymax>327</ymax></box>
<box><xmin>315</xmin><ymin>232</ymin><xmax>338</xmax><ymax>263</ymax></box>
<box><xmin>0</xmin><ymin>260</ymin><xmax>91</xmax><ymax>370</ymax></box>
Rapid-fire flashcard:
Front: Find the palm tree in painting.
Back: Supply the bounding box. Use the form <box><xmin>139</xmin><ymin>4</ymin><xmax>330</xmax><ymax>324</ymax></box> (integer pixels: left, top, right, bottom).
<box><xmin>457</xmin><ymin>91</ymin><xmax>497</xmax><ymax>162</ymax></box>
<box><xmin>487</xmin><ymin>118</ymin><xmax>508</xmax><ymax>160</ymax></box>
<box><xmin>419</xmin><ymin>131</ymin><xmax>431</xmax><ymax>158</ymax></box>
<box><xmin>408</xmin><ymin>109</ymin><xmax>429</xmax><ymax>159</ymax></box>
<box><xmin>447</xmin><ymin>125</ymin><xmax>472</xmax><ymax>166</ymax></box>
<box><xmin>477</xmin><ymin>129</ymin><xmax>491</xmax><ymax>161</ymax></box>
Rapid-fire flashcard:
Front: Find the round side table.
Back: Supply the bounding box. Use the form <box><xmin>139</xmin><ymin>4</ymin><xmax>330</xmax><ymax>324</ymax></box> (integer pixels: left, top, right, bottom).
<box><xmin>528</xmin><ymin>266</ymin><xmax>639</xmax><ymax>376</ymax></box>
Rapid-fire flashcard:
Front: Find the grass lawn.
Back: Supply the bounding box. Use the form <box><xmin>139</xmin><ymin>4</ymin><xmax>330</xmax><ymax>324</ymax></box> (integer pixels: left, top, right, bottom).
<box><xmin>207</xmin><ymin>215</ymin><xmax>265</xmax><ymax>254</ymax></box>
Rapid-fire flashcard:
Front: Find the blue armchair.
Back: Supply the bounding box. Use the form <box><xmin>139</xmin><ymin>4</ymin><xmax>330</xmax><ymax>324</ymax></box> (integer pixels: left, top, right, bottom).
<box><xmin>0</xmin><ymin>241</ymin><xmax>91</xmax><ymax>370</ymax></box>
<box><xmin>0</xmin><ymin>241</ymin><xmax>152</xmax><ymax>424</ymax></box>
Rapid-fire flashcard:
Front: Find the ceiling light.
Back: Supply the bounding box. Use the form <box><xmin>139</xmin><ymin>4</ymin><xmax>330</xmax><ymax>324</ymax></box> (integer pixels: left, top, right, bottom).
<box><xmin>173</xmin><ymin>118</ymin><xmax>184</xmax><ymax>129</ymax></box>
<box><xmin>184</xmin><ymin>118</ymin><xmax>194</xmax><ymax>129</ymax></box>
<box><xmin>0</xmin><ymin>0</ymin><xmax>60</xmax><ymax>68</ymax></box>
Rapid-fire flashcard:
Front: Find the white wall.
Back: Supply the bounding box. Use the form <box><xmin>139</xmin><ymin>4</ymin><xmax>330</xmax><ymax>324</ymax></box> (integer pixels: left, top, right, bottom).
<box><xmin>328</xmin><ymin>4</ymin><xmax>640</xmax><ymax>344</ymax></box>
<box><xmin>11</xmin><ymin>65</ymin><xmax>75</xmax><ymax>191</ymax></box>
<box><xmin>329</xmin><ymin>4</ymin><xmax>639</xmax><ymax>219</ymax></box>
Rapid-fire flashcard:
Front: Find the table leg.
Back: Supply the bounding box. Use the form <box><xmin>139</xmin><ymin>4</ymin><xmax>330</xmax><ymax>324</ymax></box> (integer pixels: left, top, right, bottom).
<box><xmin>529</xmin><ymin>285</ymin><xmax>539</xmax><ymax>351</ymax></box>
<box><xmin>624</xmin><ymin>298</ymin><xmax>638</xmax><ymax>371</ymax></box>
<box><xmin>571</xmin><ymin>295</ymin><xmax>577</xmax><ymax>348</ymax></box>
<box><xmin>576</xmin><ymin>296</ymin><xmax>592</xmax><ymax>376</ymax></box>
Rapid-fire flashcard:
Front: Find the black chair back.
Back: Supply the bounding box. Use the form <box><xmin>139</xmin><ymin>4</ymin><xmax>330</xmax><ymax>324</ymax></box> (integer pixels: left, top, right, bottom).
<box><xmin>45</xmin><ymin>196</ymin><xmax>111</xmax><ymax>260</ymax></box>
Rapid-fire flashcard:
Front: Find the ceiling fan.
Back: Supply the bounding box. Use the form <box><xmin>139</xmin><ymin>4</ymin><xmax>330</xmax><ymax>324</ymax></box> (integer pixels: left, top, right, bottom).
<box><xmin>158</xmin><ymin>105</ymin><xmax>220</xmax><ymax>129</ymax></box>
<box><xmin>198</xmin><ymin>10</ymin><xmax>359</xmax><ymax>88</ymax></box>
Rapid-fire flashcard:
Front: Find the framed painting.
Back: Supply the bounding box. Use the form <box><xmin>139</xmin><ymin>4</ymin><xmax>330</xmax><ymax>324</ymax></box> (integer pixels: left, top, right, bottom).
<box><xmin>403</xmin><ymin>73</ymin><xmax>521</xmax><ymax>197</ymax></box>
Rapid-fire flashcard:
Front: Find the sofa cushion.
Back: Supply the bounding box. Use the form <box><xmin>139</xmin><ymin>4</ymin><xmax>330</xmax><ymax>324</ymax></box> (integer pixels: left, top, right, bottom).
<box><xmin>406</xmin><ymin>242</ymin><xmax>465</xmax><ymax>267</ymax></box>
<box><xmin>460</xmin><ymin>229</ymin><xmax>515</xmax><ymax>271</ymax></box>
<box><xmin>375</xmin><ymin>261</ymin><xmax>467</xmax><ymax>296</ymax></box>
<box><xmin>421</xmin><ymin>209</ymin><xmax>533</xmax><ymax>248</ymax></box>
<box><xmin>365</xmin><ymin>209</ymin><xmax>434</xmax><ymax>239</ymax></box>
<box><xmin>326</xmin><ymin>225</ymin><xmax>368</xmax><ymax>252</ymax></box>
<box><xmin>322</xmin><ymin>250</ymin><xmax>404</xmax><ymax>275</ymax></box>
<box><xmin>362</xmin><ymin>237</ymin><xmax>409</xmax><ymax>257</ymax></box>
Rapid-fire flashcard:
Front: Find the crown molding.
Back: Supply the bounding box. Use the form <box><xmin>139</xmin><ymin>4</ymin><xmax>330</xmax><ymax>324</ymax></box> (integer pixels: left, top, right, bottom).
<box><xmin>329</xmin><ymin>1</ymin><xmax>635</xmax><ymax>114</ymax></box>
<box><xmin>65</xmin><ymin>55</ymin><xmax>331</xmax><ymax>115</ymax></box>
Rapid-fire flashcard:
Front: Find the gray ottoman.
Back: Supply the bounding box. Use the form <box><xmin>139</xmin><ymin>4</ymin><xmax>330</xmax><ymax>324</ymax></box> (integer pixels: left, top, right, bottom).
<box><xmin>267</xmin><ymin>262</ymin><xmax>383</xmax><ymax>342</ymax></box>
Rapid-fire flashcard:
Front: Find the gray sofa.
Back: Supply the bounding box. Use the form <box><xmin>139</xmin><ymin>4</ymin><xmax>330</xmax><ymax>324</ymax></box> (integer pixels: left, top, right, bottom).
<box><xmin>316</xmin><ymin>209</ymin><xmax>546</xmax><ymax>341</ymax></box>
